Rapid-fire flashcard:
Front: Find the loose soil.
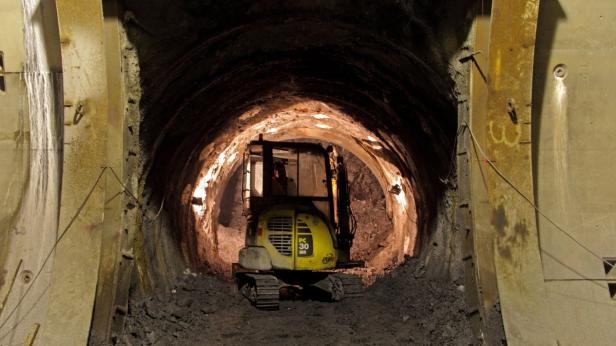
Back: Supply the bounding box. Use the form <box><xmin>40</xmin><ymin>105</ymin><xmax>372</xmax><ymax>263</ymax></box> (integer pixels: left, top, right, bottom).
<box><xmin>105</xmin><ymin>259</ymin><xmax>472</xmax><ymax>346</ymax></box>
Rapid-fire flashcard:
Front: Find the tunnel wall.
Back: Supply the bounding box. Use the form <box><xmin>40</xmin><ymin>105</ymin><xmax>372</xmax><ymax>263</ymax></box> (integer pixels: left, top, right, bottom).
<box><xmin>462</xmin><ymin>1</ymin><xmax>616</xmax><ymax>345</ymax></box>
<box><xmin>462</xmin><ymin>2</ymin><xmax>554</xmax><ymax>344</ymax></box>
<box><xmin>0</xmin><ymin>0</ymin><xmax>64</xmax><ymax>344</ymax></box>
<box><xmin>532</xmin><ymin>0</ymin><xmax>616</xmax><ymax>343</ymax></box>
<box><xmin>459</xmin><ymin>6</ymin><xmax>507</xmax><ymax>345</ymax></box>
<box><xmin>99</xmin><ymin>1</ymin><xmax>479</xmax><ymax>342</ymax></box>
<box><xmin>0</xmin><ymin>0</ymin><xmax>29</xmax><ymax>283</ymax></box>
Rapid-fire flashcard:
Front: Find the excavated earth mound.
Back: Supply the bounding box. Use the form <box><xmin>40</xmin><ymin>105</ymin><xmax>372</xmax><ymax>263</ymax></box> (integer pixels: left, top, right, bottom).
<box><xmin>107</xmin><ymin>259</ymin><xmax>471</xmax><ymax>346</ymax></box>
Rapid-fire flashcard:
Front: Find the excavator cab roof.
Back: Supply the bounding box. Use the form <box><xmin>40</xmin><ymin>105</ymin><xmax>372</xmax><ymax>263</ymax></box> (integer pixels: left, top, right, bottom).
<box><xmin>242</xmin><ymin>139</ymin><xmax>336</xmax><ymax>222</ymax></box>
<box><xmin>247</xmin><ymin>139</ymin><xmax>332</xmax><ymax>152</ymax></box>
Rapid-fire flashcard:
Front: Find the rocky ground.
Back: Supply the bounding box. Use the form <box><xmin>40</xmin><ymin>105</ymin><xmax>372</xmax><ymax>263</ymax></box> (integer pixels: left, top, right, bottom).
<box><xmin>102</xmin><ymin>258</ymin><xmax>472</xmax><ymax>346</ymax></box>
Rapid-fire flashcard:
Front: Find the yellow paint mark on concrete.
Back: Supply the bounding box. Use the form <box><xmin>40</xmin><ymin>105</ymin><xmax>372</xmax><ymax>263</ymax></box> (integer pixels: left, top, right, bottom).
<box><xmin>494</xmin><ymin>49</ymin><xmax>502</xmax><ymax>90</ymax></box>
<box><xmin>488</xmin><ymin>121</ymin><xmax>521</xmax><ymax>147</ymax></box>
<box><xmin>523</xmin><ymin>1</ymin><xmax>539</xmax><ymax>21</ymax></box>
<box><xmin>24</xmin><ymin>323</ymin><xmax>40</xmax><ymax>346</ymax></box>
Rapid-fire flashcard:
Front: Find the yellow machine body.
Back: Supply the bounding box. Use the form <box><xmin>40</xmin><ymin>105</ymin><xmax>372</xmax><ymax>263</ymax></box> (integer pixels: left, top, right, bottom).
<box><xmin>255</xmin><ymin>207</ymin><xmax>337</xmax><ymax>270</ymax></box>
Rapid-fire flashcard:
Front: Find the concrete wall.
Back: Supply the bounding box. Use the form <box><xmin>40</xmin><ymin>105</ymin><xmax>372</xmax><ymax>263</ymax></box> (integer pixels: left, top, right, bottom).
<box><xmin>0</xmin><ymin>0</ymin><xmax>63</xmax><ymax>344</ymax></box>
<box><xmin>463</xmin><ymin>0</ymin><xmax>616</xmax><ymax>345</ymax></box>
<box><xmin>0</xmin><ymin>0</ymin><xmax>28</xmax><ymax>274</ymax></box>
<box><xmin>534</xmin><ymin>0</ymin><xmax>616</xmax><ymax>343</ymax></box>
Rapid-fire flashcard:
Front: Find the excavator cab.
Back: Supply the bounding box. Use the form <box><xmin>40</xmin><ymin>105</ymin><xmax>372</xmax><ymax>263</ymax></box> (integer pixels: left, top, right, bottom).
<box><xmin>233</xmin><ymin>139</ymin><xmax>363</xmax><ymax>309</ymax></box>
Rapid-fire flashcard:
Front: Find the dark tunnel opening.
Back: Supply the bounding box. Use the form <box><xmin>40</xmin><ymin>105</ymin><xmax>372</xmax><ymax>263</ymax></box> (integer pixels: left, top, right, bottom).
<box><xmin>109</xmin><ymin>0</ymin><xmax>480</xmax><ymax>344</ymax></box>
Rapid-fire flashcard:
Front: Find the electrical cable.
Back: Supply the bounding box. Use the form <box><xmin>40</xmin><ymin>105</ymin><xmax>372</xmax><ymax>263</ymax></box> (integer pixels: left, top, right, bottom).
<box><xmin>2</xmin><ymin>123</ymin><xmax>612</xmax><ymax>340</ymax></box>
<box><xmin>0</xmin><ymin>166</ymin><xmax>143</xmax><ymax>339</ymax></box>
<box><xmin>104</xmin><ymin>190</ymin><xmax>124</xmax><ymax>205</ymax></box>
<box><xmin>463</xmin><ymin>122</ymin><xmax>614</xmax><ymax>270</ymax></box>
<box><xmin>0</xmin><ymin>284</ymin><xmax>50</xmax><ymax>343</ymax></box>
<box><xmin>154</xmin><ymin>197</ymin><xmax>165</xmax><ymax>219</ymax></box>
<box><xmin>0</xmin><ymin>167</ymin><xmax>108</xmax><ymax>337</ymax></box>
<box><xmin>108</xmin><ymin>167</ymin><xmax>141</xmax><ymax>207</ymax></box>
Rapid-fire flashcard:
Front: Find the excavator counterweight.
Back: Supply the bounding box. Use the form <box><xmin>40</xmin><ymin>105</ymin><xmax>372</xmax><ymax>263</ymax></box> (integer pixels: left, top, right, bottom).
<box><xmin>233</xmin><ymin>139</ymin><xmax>364</xmax><ymax>309</ymax></box>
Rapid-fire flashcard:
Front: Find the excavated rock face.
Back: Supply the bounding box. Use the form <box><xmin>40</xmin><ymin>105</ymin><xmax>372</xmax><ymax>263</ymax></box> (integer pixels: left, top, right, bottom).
<box><xmin>122</xmin><ymin>0</ymin><xmax>477</xmax><ymax>279</ymax></box>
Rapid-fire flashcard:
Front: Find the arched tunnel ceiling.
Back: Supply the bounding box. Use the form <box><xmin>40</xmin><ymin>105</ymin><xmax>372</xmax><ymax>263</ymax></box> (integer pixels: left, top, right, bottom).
<box><xmin>124</xmin><ymin>0</ymin><xmax>478</xmax><ymax>255</ymax></box>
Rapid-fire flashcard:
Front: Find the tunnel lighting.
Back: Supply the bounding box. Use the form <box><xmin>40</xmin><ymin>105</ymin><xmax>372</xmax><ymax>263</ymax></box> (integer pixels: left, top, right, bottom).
<box><xmin>388</xmin><ymin>175</ymin><xmax>407</xmax><ymax>210</ymax></box>
<box><xmin>395</xmin><ymin>187</ymin><xmax>407</xmax><ymax>209</ymax></box>
<box><xmin>312</xmin><ymin>113</ymin><xmax>329</xmax><ymax>119</ymax></box>
<box><xmin>367</xmin><ymin>135</ymin><xmax>378</xmax><ymax>142</ymax></box>
<box><xmin>266</xmin><ymin>127</ymin><xmax>279</xmax><ymax>134</ymax></box>
<box><xmin>193</xmin><ymin>148</ymin><xmax>238</xmax><ymax>215</ymax></box>
<box><xmin>404</xmin><ymin>235</ymin><xmax>411</xmax><ymax>254</ymax></box>
<box><xmin>371</xmin><ymin>144</ymin><xmax>382</xmax><ymax>150</ymax></box>
<box><xmin>396</xmin><ymin>190</ymin><xmax>407</xmax><ymax>209</ymax></box>
<box><xmin>315</xmin><ymin>123</ymin><xmax>332</xmax><ymax>129</ymax></box>
<box><xmin>228</xmin><ymin>151</ymin><xmax>238</xmax><ymax>164</ymax></box>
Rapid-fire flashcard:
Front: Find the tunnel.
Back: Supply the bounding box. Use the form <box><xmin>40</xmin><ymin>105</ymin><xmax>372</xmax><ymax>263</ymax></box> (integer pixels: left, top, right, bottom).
<box><xmin>114</xmin><ymin>0</ymin><xmax>471</xmax><ymax>343</ymax></box>
<box><xmin>1</xmin><ymin>1</ymin><xmax>476</xmax><ymax>344</ymax></box>
<box><xmin>188</xmin><ymin>108</ymin><xmax>418</xmax><ymax>282</ymax></box>
<box><xmin>5</xmin><ymin>0</ymin><xmax>616</xmax><ymax>345</ymax></box>
<box><xmin>134</xmin><ymin>0</ymin><xmax>463</xmax><ymax>274</ymax></box>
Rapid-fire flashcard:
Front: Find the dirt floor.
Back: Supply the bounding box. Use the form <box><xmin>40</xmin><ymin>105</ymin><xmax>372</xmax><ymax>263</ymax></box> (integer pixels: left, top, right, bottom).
<box><xmin>104</xmin><ymin>258</ymin><xmax>472</xmax><ymax>346</ymax></box>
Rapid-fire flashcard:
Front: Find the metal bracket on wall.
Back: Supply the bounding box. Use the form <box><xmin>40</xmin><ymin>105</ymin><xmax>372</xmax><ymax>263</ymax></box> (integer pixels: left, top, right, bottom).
<box><xmin>72</xmin><ymin>101</ymin><xmax>85</xmax><ymax>125</ymax></box>
<box><xmin>0</xmin><ymin>51</ymin><xmax>5</xmax><ymax>93</ymax></box>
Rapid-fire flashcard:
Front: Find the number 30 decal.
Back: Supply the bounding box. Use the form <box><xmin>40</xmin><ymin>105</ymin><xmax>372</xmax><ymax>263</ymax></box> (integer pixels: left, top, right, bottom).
<box><xmin>297</xmin><ymin>235</ymin><xmax>313</xmax><ymax>256</ymax></box>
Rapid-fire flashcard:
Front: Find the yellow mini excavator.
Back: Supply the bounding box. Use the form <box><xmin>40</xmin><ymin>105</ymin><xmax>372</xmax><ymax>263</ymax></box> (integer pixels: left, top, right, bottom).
<box><xmin>233</xmin><ymin>138</ymin><xmax>364</xmax><ymax>309</ymax></box>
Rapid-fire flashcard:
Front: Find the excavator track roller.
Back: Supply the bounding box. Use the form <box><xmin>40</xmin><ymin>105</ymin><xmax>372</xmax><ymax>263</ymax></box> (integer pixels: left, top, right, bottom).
<box><xmin>333</xmin><ymin>273</ymin><xmax>364</xmax><ymax>298</ymax></box>
<box><xmin>241</xmin><ymin>274</ymin><xmax>280</xmax><ymax>310</ymax></box>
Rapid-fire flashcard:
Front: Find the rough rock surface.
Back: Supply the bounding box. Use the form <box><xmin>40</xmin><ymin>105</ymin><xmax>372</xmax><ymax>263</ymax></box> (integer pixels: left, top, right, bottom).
<box><xmin>105</xmin><ymin>259</ymin><xmax>472</xmax><ymax>346</ymax></box>
<box><xmin>342</xmin><ymin>148</ymin><xmax>396</xmax><ymax>282</ymax></box>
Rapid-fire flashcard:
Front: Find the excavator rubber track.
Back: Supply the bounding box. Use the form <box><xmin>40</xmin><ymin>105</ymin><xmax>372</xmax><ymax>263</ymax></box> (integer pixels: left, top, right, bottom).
<box><xmin>333</xmin><ymin>273</ymin><xmax>364</xmax><ymax>298</ymax></box>
<box><xmin>244</xmin><ymin>274</ymin><xmax>280</xmax><ymax>310</ymax></box>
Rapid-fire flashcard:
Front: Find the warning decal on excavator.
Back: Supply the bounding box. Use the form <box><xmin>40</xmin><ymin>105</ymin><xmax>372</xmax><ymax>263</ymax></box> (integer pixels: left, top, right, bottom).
<box><xmin>297</xmin><ymin>235</ymin><xmax>313</xmax><ymax>256</ymax></box>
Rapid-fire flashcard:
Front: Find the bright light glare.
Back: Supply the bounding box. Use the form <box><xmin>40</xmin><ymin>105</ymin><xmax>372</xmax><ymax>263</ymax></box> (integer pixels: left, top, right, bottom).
<box><xmin>266</xmin><ymin>127</ymin><xmax>279</xmax><ymax>134</ymax></box>
<box><xmin>192</xmin><ymin>148</ymin><xmax>238</xmax><ymax>215</ymax></box>
<box><xmin>315</xmin><ymin>123</ymin><xmax>332</xmax><ymax>129</ymax></box>
<box><xmin>389</xmin><ymin>175</ymin><xmax>407</xmax><ymax>210</ymax></box>
<box><xmin>404</xmin><ymin>235</ymin><xmax>411</xmax><ymax>254</ymax></box>
<box><xmin>312</xmin><ymin>113</ymin><xmax>330</xmax><ymax>119</ymax></box>
<box><xmin>367</xmin><ymin>135</ymin><xmax>378</xmax><ymax>142</ymax></box>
